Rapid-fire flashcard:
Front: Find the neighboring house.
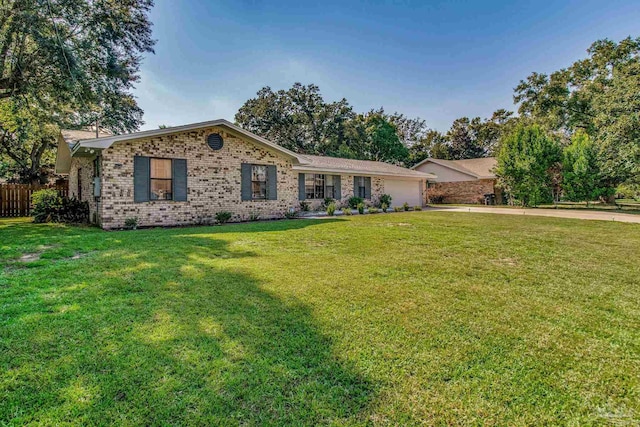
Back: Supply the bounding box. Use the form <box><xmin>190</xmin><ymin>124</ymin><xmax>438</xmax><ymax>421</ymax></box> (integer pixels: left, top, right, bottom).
<box><xmin>412</xmin><ymin>157</ymin><xmax>501</xmax><ymax>204</ymax></box>
<box><xmin>55</xmin><ymin>119</ymin><xmax>435</xmax><ymax>229</ymax></box>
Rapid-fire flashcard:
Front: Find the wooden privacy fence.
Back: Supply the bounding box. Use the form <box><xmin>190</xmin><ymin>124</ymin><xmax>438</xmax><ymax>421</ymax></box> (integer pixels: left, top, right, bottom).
<box><xmin>0</xmin><ymin>183</ymin><xmax>69</xmax><ymax>217</ymax></box>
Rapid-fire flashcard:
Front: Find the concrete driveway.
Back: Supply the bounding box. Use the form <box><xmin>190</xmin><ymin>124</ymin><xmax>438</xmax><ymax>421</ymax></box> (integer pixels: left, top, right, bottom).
<box><xmin>427</xmin><ymin>206</ymin><xmax>640</xmax><ymax>224</ymax></box>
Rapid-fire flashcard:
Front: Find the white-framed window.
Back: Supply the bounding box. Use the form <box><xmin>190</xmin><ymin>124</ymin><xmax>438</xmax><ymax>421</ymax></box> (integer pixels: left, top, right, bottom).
<box><xmin>356</xmin><ymin>176</ymin><xmax>366</xmax><ymax>198</ymax></box>
<box><xmin>305</xmin><ymin>174</ymin><xmax>325</xmax><ymax>199</ymax></box>
<box><xmin>325</xmin><ymin>175</ymin><xmax>335</xmax><ymax>199</ymax></box>
<box><xmin>251</xmin><ymin>165</ymin><xmax>267</xmax><ymax>200</ymax></box>
<box><xmin>150</xmin><ymin>158</ymin><xmax>173</xmax><ymax>200</ymax></box>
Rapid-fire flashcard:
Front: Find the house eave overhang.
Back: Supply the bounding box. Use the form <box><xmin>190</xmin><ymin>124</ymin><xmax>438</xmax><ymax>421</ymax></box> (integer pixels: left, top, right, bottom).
<box><xmin>292</xmin><ymin>165</ymin><xmax>436</xmax><ymax>181</ymax></box>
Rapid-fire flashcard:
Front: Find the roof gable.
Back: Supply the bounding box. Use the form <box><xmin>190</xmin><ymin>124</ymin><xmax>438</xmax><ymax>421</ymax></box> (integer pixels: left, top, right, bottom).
<box><xmin>412</xmin><ymin>157</ymin><xmax>496</xmax><ymax>179</ymax></box>
<box><xmin>70</xmin><ymin>119</ymin><xmax>307</xmax><ymax>164</ymax></box>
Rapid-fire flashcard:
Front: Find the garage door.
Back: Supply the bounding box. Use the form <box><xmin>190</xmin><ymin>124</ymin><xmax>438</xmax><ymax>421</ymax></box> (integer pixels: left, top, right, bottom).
<box><xmin>384</xmin><ymin>179</ymin><xmax>423</xmax><ymax>207</ymax></box>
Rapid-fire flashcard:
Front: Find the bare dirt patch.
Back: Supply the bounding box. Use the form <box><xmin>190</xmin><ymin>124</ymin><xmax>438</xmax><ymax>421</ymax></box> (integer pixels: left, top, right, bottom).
<box><xmin>19</xmin><ymin>253</ymin><xmax>42</xmax><ymax>262</ymax></box>
<box><xmin>17</xmin><ymin>245</ymin><xmax>55</xmax><ymax>263</ymax></box>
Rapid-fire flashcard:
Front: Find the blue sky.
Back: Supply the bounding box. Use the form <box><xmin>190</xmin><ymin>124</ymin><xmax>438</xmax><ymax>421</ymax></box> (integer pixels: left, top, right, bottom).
<box><xmin>135</xmin><ymin>0</ymin><xmax>640</xmax><ymax>132</ymax></box>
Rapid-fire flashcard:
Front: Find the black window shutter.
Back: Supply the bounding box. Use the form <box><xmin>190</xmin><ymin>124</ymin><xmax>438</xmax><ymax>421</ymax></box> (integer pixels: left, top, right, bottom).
<box><xmin>353</xmin><ymin>176</ymin><xmax>358</xmax><ymax>197</ymax></box>
<box><xmin>365</xmin><ymin>177</ymin><xmax>372</xmax><ymax>199</ymax></box>
<box><xmin>334</xmin><ymin>175</ymin><xmax>341</xmax><ymax>200</ymax></box>
<box><xmin>172</xmin><ymin>158</ymin><xmax>187</xmax><ymax>201</ymax></box>
<box><xmin>134</xmin><ymin>156</ymin><xmax>150</xmax><ymax>202</ymax></box>
<box><xmin>267</xmin><ymin>165</ymin><xmax>277</xmax><ymax>200</ymax></box>
<box><xmin>241</xmin><ymin>163</ymin><xmax>252</xmax><ymax>201</ymax></box>
<box><xmin>299</xmin><ymin>174</ymin><xmax>306</xmax><ymax>200</ymax></box>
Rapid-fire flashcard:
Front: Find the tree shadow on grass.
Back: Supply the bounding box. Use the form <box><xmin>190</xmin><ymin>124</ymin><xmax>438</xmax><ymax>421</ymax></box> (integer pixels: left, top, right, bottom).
<box><xmin>0</xmin><ymin>228</ymin><xmax>374</xmax><ymax>425</ymax></box>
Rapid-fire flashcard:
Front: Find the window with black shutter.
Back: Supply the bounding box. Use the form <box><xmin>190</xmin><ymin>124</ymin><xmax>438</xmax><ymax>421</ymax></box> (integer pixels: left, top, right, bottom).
<box><xmin>134</xmin><ymin>156</ymin><xmax>187</xmax><ymax>203</ymax></box>
<box><xmin>150</xmin><ymin>158</ymin><xmax>173</xmax><ymax>200</ymax></box>
<box><xmin>251</xmin><ymin>165</ymin><xmax>267</xmax><ymax>200</ymax></box>
<box><xmin>241</xmin><ymin>163</ymin><xmax>277</xmax><ymax>201</ymax></box>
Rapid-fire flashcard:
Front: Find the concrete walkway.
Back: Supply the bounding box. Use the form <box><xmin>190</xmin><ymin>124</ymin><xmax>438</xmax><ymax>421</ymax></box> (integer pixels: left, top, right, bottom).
<box><xmin>427</xmin><ymin>206</ymin><xmax>640</xmax><ymax>224</ymax></box>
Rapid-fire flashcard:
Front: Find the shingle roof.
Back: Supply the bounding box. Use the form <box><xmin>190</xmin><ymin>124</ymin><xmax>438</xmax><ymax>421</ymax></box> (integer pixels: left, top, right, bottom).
<box><xmin>412</xmin><ymin>157</ymin><xmax>496</xmax><ymax>179</ymax></box>
<box><xmin>296</xmin><ymin>155</ymin><xmax>435</xmax><ymax>179</ymax></box>
<box><xmin>62</xmin><ymin>119</ymin><xmax>434</xmax><ymax>180</ymax></box>
<box><xmin>61</xmin><ymin>129</ymin><xmax>112</xmax><ymax>146</ymax></box>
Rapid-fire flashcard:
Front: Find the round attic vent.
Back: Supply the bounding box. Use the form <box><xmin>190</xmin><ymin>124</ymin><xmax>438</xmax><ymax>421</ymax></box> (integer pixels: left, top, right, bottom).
<box><xmin>207</xmin><ymin>133</ymin><xmax>224</xmax><ymax>150</ymax></box>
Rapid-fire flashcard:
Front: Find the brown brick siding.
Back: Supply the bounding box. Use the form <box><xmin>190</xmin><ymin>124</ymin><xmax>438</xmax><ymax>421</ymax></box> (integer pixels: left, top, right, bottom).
<box><xmin>67</xmin><ymin>127</ymin><xmax>395</xmax><ymax>229</ymax></box>
<box><xmin>428</xmin><ymin>179</ymin><xmax>499</xmax><ymax>204</ymax></box>
<box><xmin>95</xmin><ymin>127</ymin><xmax>301</xmax><ymax>229</ymax></box>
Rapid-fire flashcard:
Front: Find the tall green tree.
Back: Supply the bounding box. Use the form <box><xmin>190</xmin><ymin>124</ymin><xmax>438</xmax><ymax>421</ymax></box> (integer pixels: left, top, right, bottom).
<box><xmin>474</xmin><ymin>109</ymin><xmax>517</xmax><ymax>156</ymax></box>
<box><xmin>514</xmin><ymin>37</ymin><xmax>640</xmax><ymax>186</ymax></box>
<box><xmin>562</xmin><ymin>130</ymin><xmax>613</xmax><ymax>204</ymax></box>
<box><xmin>429</xmin><ymin>138</ymin><xmax>452</xmax><ymax>160</ymax></box>
<box><xmin>236</xmin><ymin>84</ymin><xmax>424</xmax><ymax>164</ymax></box>
<box><xmin>0</xmin><ymin>0</ymin><xmax>155</xmax><ymax>182</ymax></box>
<box><xmin>447</xmin><ymin>117</ymin><xmax>485</xmax><ymax>160</ymax></box>
<box><xmin>235</xmin><ymin>83</ymin><xmax>355</xmax><ymax>155</ymax></box>
<box><xmin>407</xmin><ymin>130</ymin><xmax>448</xmax><ymax>165</ymax></box>
<box><xmin>360</xmin><ymin>111</ymin><xmax>408</xmax><ymax>164</ymax></box>
<box><xmin>0</xmin><ymin>99</ymin><xmax>58</xmax><ymax>182</ymax></box>
<box><xmin>385</xmin><ymin>111</ymin><xmax>429</xmax><ymax>144</ymax></box>
<box><xmin>433</xmin><ymin>110</ymin><xmax>516</xmax><ymax>161</ymax></box>
<box><xmin>495</xmin><ymin>124</ymin><xmax>562</xmax><ymax>206</ymax></box>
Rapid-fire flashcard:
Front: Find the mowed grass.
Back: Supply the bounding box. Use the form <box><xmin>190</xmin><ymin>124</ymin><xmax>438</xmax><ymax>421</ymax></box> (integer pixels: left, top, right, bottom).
<box><xmin>1</xmin><ymin>213</ymin><xmax>639</xmax><ymax>426</ymax></box>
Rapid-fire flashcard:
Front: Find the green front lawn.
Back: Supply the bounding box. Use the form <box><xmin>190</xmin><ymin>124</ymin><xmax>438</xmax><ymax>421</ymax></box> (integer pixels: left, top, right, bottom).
<box><xmin>1</xmin><ymin>214</ymin><xmax>639</xmax><ymax>425</ymax></box>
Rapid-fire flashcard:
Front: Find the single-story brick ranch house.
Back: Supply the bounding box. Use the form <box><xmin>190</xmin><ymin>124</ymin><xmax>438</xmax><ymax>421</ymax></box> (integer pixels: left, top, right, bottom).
<box><xmin>412</xmin><ymin>157</ymin><xmax>502</xmax><ymax>204</ymax></box>
<box><xmin>55</xmin><ymin>119</ymin><xmax>436</xmax><ymax>229</ymax></box>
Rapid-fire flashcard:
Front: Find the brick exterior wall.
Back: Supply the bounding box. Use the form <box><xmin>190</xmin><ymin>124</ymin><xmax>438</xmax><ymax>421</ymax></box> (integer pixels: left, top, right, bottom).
<box><xmin>303</xmin><ymin>175</ymin><xmax>385</xmax><ymax>210</ymax></box>
<box><xmin>428</xmin><ymin>179</ymin><xmax>499</xmax><ymax>204</ymax></box>
<box><xmin>68</xmin><ymin>127</ymin><xmax>392</xmax><ymax>229</ymax></box>
<box><xmin>101</xmin><ymin>126</ymin><xmax>301</xmax><ymax>229</ymax></box>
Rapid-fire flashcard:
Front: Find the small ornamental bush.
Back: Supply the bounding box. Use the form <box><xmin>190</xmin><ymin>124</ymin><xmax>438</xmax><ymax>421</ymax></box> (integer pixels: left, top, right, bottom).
<box><xmin>326</xmin><ymin>202</ymin><xmax>336</xmax><ymax>216</ymax></box>
<box><xmin>379</xmin><ymin>194</ymin><xmax>392</xmax><ymax>208</ymax></box>
<box><xmin>369</xmin><ymin>207</ymin><xmax>379</xmax><ymax>214</ymax></box>
<box><xmin>59</xmin><ymin>197</ymin><xmax>89</xmax><ymax>223</ymax></box>
<box><xmin>343</xmin><ymin>208</ymin><xmax>353</xmax><ymax>216</ymax></box>
<box><xmin>428</xmin><ymin>188</ymin><xmax>447</xmax><ymax>204</ymax></box>
<box><xmin>299</xmin><ymin>201</ymin><xmax>310</xmax><ymax>211</ymax></box>
<box><xmin>32</xmin><ymin>189</ymin><xmax>62</xmax><ymax>223</ymax></box>
<box><xmin>357</xmin><ymin>203</ymin><xmax>365</xmax><ymax>214</ymax></box>
<box><xmin>124</xmin><ymin>217</ymin><xmax>139</xmax><ymax>230</ymax></box>
<box><xmin>414</xmin><ymin>206</ymin><xmax>422</xmax><ymax>211</ymax></box>
<box><xmin>616</xmin><ymin>183</ymin><xmax>640</xmax><ymax>201</ymax></box>
<box><xmin>249</xmin><ymin>212</ymin><xmax>260</xmax><ymax>221</ymax></box>
<box><xmin>32</xmin><ymin>189</ymin><xmax>89</xmax><ymax>224</ymax></box>
<box><xmin>215</xmin><ymin>211</ymin><xmax>233</xmax><ymax>224</ymax></box>
<box><xmin>323</xmin><ymin>197</ymin><xmax>334</xmax><ymax>208</ymax></box>
<box><xmin>403</xmin><ymin>202</ymin><xmax>410</xmax><ymax>211</ymax></box>
<box><xmin>394</xmin><ymin>206</ymin><xmax>403</xmax><ymax>212</ymax></box>
<box><xmin>348</xmin><ymin>196</ymin><xmax>364</xmax><ymax>209</ymax></box>
<box><xmin>381</xmin><ymin>202</ymin><xmax>388</xmax><ymax>212</ymax></box>
<box><xmin>284</xmin><ymin>210</ymin><xmax>298</xmax><ymax>219</ymax></box>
